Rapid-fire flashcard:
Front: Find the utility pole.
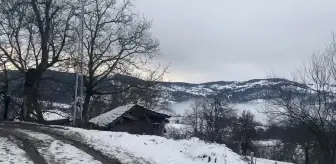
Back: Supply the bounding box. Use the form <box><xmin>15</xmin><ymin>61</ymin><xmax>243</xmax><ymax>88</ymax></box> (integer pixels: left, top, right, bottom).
<box><xmin>73</xmin><ymin>71</ymin><xmax>78</xmax><ymax>126</ymax></box>
<box><xmin>79</xmin><ymin>0</ymin><xmax>84</xmax><ymax>122</ymax></box>
<box><xmin>73</xmin><ymin>0</ymin><xmax>84</xmax><ymax>126</ymax></box>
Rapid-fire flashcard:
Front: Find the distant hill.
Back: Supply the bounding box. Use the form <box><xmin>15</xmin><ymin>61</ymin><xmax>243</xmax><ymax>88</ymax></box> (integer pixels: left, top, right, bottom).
<box><xmin>1</xmin><ymin>70</ymin><xmax>312</xmax><ymax>105</ymax></box>
<box><xmin>158</xmin><ymin>78</ymin><xmax>308</xmax><ymax>103</ymax></box>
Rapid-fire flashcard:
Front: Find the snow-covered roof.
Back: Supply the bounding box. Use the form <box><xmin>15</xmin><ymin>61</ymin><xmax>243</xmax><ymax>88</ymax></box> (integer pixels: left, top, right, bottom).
<box><xmin>89</xmin><ymin>104</ymin><xmax>136</xmax><ymax>127</ymax></box>
<box><xmin>89</xmin><ymin>104</ymin><xmax>171</xmax><ymax>127</ymax></box>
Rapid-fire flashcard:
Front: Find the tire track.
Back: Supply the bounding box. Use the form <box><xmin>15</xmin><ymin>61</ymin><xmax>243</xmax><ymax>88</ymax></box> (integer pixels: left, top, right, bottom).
<box><xmin>0</xmin><ymin>137</ymin><xmax>34</xmax><ymax>164</ymax></box>
<box><xmin>15</xmin><ymin>129</ymin><xmax>102</xmax><ymax>164</ymax></box>
<box><xmin>0</xmin><ymin>128</ymin><xmax>48</xmax><ymax>164</ymax></box>
<box><xmin>0</xmin><ymin>121</ymin><xmax>121</xmax><ymax>164</ymax></box>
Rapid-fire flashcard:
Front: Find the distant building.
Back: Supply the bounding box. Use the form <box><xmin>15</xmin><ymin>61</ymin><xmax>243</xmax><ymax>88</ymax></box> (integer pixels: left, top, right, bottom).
<box><xmin>89</xmin><ymin>104</ymin><xmax>170</xmax><ymax>136</ymax></box>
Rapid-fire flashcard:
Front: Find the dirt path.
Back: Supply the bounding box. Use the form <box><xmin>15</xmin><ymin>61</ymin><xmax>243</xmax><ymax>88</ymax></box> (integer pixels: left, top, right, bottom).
<box><xmin>0</xmin><ymin>121</ymin><xmax>121</xmax><ymax>164</ymax></box>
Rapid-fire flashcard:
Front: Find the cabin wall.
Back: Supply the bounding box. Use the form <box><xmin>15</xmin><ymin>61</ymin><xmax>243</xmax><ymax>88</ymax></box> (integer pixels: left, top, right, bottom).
<box><xmin>111</xmin><ymin>118</ymin><xmax>166</xmax><ymax>136</ymax></box>
<box><xmin>112</xmin><ymin>119</ymin><xmax>151</xmax><ymax>135</ymax></box>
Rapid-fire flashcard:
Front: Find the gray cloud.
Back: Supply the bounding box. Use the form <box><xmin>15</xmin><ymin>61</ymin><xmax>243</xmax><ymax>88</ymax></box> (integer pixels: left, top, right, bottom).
<box><xmin>135</xmin><ymin>0</ymin><xmax>336</xmax><ymax>83</ymax></box>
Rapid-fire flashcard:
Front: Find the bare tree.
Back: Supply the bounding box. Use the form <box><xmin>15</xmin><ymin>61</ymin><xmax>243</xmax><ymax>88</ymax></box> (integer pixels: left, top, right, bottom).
<box><xmin>233</xmin><ymin>110</ymin><xmax>257</xmax><ymax>156</ymax></box>
<box><xmin>184</xmin><ymin>97</ymin><xmax>236</xmax><ymax>143</ymax></box>
<box><xmin>0</xmin><ymin>54</ymin><xmax>10</xmax><ymax>120</ymax></box>
<box><xmin>282</xmin><ymin>121</ymin><xmax>315</xmax><ymax>164</ymax></box>
<box><xmin>0</xmin><ymin>0</ymin><xmax>76</xmax><ymax>122</ymax></box>
<box><xmin>265</xmin><ymin>36</ymin><xmax>336</xmax><ymax>164</ymax></box>
<box><xmin>188</xmin><ymin>98</ymin><xmax>203</xmax><ymax>134</ymax></box>
<box><xmin>76</xmin><ymin>0</ymin><xmax>164</xmax><ymax>126</ymax></box>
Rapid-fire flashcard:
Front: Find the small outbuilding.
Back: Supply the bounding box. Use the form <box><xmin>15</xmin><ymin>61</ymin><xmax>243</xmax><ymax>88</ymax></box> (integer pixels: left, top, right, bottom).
<box><xmin>88</xmin><ymin>104</ymin><xmax>170</xmax><ymax>136</ymax></box>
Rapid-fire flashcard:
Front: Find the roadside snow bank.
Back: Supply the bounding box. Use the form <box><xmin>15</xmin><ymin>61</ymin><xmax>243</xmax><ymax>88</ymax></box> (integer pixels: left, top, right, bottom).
<box><xmin>48</xmin><ymin>126</ymin><xmax>293</xmax><ymax>164</ymax></box>
<box><xmin>54</xmin><ymin>127</ymin><xmax>248</xmax><ymax>164</ymax></box>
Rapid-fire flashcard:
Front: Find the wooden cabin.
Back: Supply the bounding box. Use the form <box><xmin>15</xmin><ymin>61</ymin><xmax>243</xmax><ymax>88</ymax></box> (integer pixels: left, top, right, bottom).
<box><xmin>88</xmin><ymin>104</ymin><xmax>170</xmax><ymax>136</ymax></box>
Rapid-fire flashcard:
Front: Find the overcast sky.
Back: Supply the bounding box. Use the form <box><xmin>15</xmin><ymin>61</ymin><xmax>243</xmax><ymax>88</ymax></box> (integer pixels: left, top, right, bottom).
<box><xmin>134</xmin><ymin>0</ymin><xmax>336</xmax><ymax>83</ymax></box>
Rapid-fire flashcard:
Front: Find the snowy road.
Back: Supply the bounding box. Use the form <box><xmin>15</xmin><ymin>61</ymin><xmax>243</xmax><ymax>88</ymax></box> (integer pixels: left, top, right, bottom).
<box><xmin>0</xmin><ymin>122</ymin><xmax>121</xmax><ymax>164</ymax></box>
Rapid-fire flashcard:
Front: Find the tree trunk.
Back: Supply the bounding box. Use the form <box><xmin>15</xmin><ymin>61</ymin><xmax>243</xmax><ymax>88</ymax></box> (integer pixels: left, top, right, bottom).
<box><xmin>331</xmin><ymin>147</ymin><xmax>336</xmax><ymax>164</ymax></box>
<box><xmin>241</xmin><ymin>142</ymin><xmax>247</xmax><ymax>156</ymax></box>
<box><xmin>3</xmin><ymin>95</ymin><xmax>10</xmax><ymax>120</ymax></box>
<box><xmin>304</xmin><ymin>147</ymin><xmax>309</xmax><ymax>164</ymax></box>
<box><xmin>323</xmin><ymin>145</ymin><xmax>336</xmax><ymax>164</ymax></box>
<box><xmin>321</xmin><ymin>151</ymin><xmax>334</xmax><ymax>164</ymax></box>
<box><xmin>2</xmin><ymin>64</ymin><xmax>9</xmax><ymax>120</ymax></box>
<box><xmin>22</xmin><ymin>69</ymin><xmax>44</xmax><ymax>123</ymax></box>
<box><xmin>81</xmin><ymin>94</ymin><xmax>92</xmax><ymax>127</ymax></box>
<box><xmin>195</xmin><ymin>107</ymin><xmax>198</xmax><ymax>134</ymax></box>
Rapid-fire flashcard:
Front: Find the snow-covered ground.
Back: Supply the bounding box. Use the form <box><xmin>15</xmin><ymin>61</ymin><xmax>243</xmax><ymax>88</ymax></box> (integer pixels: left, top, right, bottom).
<box><xmin>53</xmin><ymin>127</ymin><xmax>247</xmax><ymax>164</ymax></box>
<box><xmin>52</xmin><ymin>102</ymin><xmax>71</xmax><ymax>108</ymax></box>
<box><xmin>0</xmin><ymin>137</ymin><xmax>33</xmax><ymax>164</ymax></box>
<box><xmin>165</xmin><ymin>123</ymin><xmax>194</xmax><ymax>139</ymax></box>
<box><xmin>43</xmin><ymin>110</ymin><xmax>70</xmax><ymax>121</ymax></box>
<box><xmin>165</xmin><ymin>123</ymin><xmax>193</xmax><ymax>130</ymax></box>
<box><xmin>50</xmin><ymin>126</ymin><xmax>292</xmax><ymax>164</ymax></box>
<box><xmin>253</xmin><ymin>140</ymin><xmax>282</xmax><ymax>147</ymax></box>
<box><xmin>254</xmin><ymin>157</ymin><xmax>293</xmax><ymax>164</ymax></box>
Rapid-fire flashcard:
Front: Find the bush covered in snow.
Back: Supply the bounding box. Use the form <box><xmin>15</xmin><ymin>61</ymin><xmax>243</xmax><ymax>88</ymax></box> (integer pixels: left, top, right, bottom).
<box><xmin>164</xmin><ymin>123</ymin><xmax>193</xmax><ymax>139</ymax></box>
